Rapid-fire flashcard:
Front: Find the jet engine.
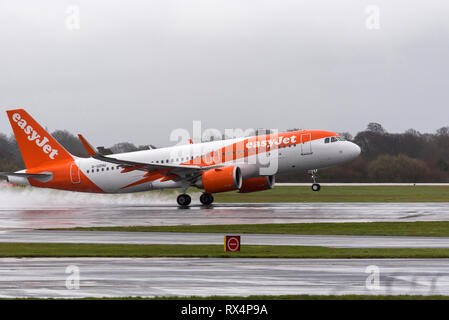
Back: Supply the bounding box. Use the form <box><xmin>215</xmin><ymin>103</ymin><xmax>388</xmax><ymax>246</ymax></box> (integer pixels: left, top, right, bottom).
<box><xmin>195</xmin><ymin>166</ymin><xmax>242</xmax><ymax>193</ymax></box>
<box><xmin>239</xmin><ymin>175</ymin><xmax>275</xmax><ymax>193</ymax></box>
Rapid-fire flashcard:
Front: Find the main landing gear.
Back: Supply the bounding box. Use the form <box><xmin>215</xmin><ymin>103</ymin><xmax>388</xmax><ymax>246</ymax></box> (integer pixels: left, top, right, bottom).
<box><xmin>200</xmin><ymin>193</ymin><xmax>214</xmax><ymax>205</ymax></box>
<box><xmin>177</xmin><ymin>194</ymin><xmax>191</xmax><ymax>206</ymax></box>
<box><xmin>307</xmin><ymin>169</ymin><xmax>321</xmax><ymax>192</ymax></box>
<box><xmin>176</xmin><ymin>192</ymin><xmax>215</xmax><ymax>206</ymax></box>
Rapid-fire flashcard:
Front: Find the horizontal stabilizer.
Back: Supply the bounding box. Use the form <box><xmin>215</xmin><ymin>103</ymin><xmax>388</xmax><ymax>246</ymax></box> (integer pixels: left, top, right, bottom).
<box><xmin>0</xmin><ymin>172</ymin><xmax>52</xmax><ymax>178</ymax></box>
<box><xmin>0</xmin><ymin>172</ymin><xmax>53</xmax><ymax>183</ymax></box>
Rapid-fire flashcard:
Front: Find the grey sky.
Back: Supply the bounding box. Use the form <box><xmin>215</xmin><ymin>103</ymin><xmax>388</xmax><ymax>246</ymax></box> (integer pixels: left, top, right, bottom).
<box><xmin>1</xmin><ymin>0</ymin><xmax>448</xmax><ymax>147</ymax></box>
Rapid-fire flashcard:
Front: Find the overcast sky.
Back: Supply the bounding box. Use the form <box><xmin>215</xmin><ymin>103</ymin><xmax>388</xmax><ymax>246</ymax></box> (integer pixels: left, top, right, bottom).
<box><xmin>0</xmin><ymin>0</ymin><xmax>448</xmax><ymax>147</ymax></box>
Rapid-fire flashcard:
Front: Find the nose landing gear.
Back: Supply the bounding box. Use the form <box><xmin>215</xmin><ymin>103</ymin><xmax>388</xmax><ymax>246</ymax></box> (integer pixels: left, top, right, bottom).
<box><xmin>307</xmin><ymin>169</ymin><xmax>321</xmax><ymax>192</ymax></box>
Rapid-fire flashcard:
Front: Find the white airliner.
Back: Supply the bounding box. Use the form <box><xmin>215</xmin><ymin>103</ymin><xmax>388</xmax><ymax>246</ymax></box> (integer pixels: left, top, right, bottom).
<box><xmin>1</xmin><ymin>109</ymin><xmax>361</xmax><ymax>206</ymax></box>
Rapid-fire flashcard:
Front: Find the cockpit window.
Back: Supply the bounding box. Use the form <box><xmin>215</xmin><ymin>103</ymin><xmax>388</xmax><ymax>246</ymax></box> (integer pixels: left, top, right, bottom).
<box><xmin>331</xmin><ymin>137</ymin><xmax>338</xmax><ymax>142</ymax></box>
<box><xmin>324</xmin><ymin>138</ymin><xmax>330</xmax><ymax>143</ymax></box>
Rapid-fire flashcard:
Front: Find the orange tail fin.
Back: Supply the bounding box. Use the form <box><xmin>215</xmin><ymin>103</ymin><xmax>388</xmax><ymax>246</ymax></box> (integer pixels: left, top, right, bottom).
<box><xmin>6</xmin><ymin>109</ymin><xmax>73</xmax><ymax>168</ymax></box>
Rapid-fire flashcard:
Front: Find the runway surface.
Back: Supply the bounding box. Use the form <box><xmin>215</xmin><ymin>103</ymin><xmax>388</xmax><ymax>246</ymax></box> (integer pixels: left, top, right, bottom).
<box><xmin>3</xmin><ymin>230</ymin><xmax>449</xmax><ymax>248</ymax></box>
<box><xmin>1</xmin><ymin>184</ymin><xmax>449</xmax><ymax>229</ymax></box>
<box><xmin>2</xmin><ymin>202</ymin><xmax>449</xmax><ymax>230</ymax></box>
<box><xmin>1</xmin><ymin>258</ymin><xmax>449</xmax><ymax>298</ymax></box>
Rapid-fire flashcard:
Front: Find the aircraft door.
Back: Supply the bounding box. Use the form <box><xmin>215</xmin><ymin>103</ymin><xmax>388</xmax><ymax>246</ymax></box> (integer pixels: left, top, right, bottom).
<box><xmin>70</xmin><ymin>162</ymin><xmax>81</xmax><ymax>184</ymax></box>
<box><xmin>300</xmin><ymin>133</ymin><xmax>313</xmax><ymax>155</ymax></box>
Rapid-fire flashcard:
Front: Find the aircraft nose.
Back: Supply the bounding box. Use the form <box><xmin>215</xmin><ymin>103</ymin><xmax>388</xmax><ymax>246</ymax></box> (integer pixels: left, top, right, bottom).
<box><xmin>349</xmin><ymin>142</ymin><xmax>361</xmax><ymax>159</ymax></box>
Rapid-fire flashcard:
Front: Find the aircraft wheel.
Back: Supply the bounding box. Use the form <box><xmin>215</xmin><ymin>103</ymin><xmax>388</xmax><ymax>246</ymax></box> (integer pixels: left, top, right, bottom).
<box><xmin>200</xmin><ymin>193</ymin><xmax>214</xmax><ymax>205</ymax></box>
<box><xmin>177</xmin><ymin>194</ymin><xmax>191</xmax><ymax>206</ymax></box>
<box><xmin>312</xmin><ymin>183</ymin><xmax>321</xmax><ymax>192</ymax></box>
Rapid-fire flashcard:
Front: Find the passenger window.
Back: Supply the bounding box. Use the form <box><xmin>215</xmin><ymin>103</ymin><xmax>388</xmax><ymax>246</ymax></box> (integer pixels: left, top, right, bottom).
<box><xmin>87</xmin><ymin>170</ymin><xmax>89</xmax><ymax>173</ymax></box>
<box><xmin>101</xmin><ymin>168</ymin><xmax>104</xmax><ymax>171</ymax></box>
<box><xmin>97</xmin><ymin>169</ymin><xmax>99</xmax><ymax>172</ymax></box>
<box><xmin>106</xmin><ymin>167</ymin><xmax>109</xmax><ymax>171</ymax></box>
<box><xmin>111</xmin><ymin>167</ymin><xmax>114</xmax><ymax>170</ymax></box>
<box><xmin>325</xmin><ymin>138</ymin><xmax>330</xmax><ymax>143</ymax></box>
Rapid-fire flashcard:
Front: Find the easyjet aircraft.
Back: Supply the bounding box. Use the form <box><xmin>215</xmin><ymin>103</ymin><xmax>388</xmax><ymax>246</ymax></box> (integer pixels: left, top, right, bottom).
<box><xmin>1</xmin><ymin>109</ymin><xmax>360</xmax><ymax>206</ymax></box>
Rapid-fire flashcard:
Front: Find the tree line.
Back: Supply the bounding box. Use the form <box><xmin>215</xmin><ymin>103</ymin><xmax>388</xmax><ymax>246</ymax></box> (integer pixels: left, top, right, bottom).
<box><xmin>1</xmin><ymin>123</ymin><xmax>448</xmax><ymax>182</ymax></box>
<box><xmin>279</xmin><ymin>123</ymin><xmax>449</xmax><ymax>182</ymax></box>
<box><xmin>0</xmin><ymin>130</ymin><xmax>155</xmax><ymax>173</ymax></box>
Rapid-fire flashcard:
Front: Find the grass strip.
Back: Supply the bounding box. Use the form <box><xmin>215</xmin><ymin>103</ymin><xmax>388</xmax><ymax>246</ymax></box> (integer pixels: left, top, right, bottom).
<box><xmin>71</xmin><ymin>221</ymin><xmax>449</xmax><ymax>238</ymax></box>
<box><xmin>3</xmin><ymin>243</ymin><xmax>449</xmax><ymax>258</ymax></box>
<box><xmin>213</xmin><ymin>186</ymin><xmax>449</xmax><ymax>202</ymax></box>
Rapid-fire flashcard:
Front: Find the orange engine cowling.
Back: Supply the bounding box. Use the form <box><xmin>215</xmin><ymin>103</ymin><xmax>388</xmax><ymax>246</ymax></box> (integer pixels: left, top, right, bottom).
<box><xmin>239</xmin><ymin>175</ymin><xmax>275</xmax><ymax>193</ymax></box>
<box><xmin>196</xmin><ymin>166</ymin><xmax>242</xmax><ymax>194</ymax></box>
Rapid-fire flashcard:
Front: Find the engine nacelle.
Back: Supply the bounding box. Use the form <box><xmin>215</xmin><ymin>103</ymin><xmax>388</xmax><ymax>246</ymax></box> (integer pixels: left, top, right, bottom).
<box><xmin>239</xmin><ymin>175</ymin><xmax>275</xmax><ymax>193</ymax></box>
<box><xmin>239</xmin><ymin>164</ymin><xmax>259</xmax><ymax>179</ymax></box>
<box><xmin>196</xmin><ymin>166</ymin><xmax>242</xmax><ymax>193</ymax></box>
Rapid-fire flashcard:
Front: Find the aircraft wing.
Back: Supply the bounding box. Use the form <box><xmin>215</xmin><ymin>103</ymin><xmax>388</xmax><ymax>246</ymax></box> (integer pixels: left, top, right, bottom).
<box><xmin>77</xmin><ymin>134</ymin><xmax>220</xmax><ymax>181</ymax></box>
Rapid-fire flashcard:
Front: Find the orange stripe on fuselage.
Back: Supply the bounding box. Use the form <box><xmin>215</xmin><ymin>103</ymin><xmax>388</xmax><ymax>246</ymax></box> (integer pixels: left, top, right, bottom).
<box><xmin>180</xmin><ymin>130</ymin><xmax>337</xmax><ymax>167</ymax></box>
<box><xmin>120</xmin><ymin>164</ymin><xmax>145</xmax><ymax>173</ymax></box>
<box><xmin>120</xmin><ymin>173</ymin><xmax>164</xmax><ymax>189</ymax></box>
<box><xmin>160</xmin><ymin>174</ymin><xmax>179</xmax><ymax>182</ymax></box>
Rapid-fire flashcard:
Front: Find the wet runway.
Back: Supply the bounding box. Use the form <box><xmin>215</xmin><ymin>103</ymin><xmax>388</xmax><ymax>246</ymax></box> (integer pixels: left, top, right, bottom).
<box><xmin>1</xmin><ymin>184</ymin><xmax>449</xmax><ymax>229</ymax></box>
<box><xmin>2</xmin><ymin>202</ymin><xmax>449</xmax><ymax>230</ymax></box>
<box><xmin>3</xmin><ymin>230</ymin><xmax>449</xmax><ymax>248</ymax></box>
<box><xmin>1</xmin><ymin>258</ymin><xmax>449</xmax><ymax>298</ymax></box>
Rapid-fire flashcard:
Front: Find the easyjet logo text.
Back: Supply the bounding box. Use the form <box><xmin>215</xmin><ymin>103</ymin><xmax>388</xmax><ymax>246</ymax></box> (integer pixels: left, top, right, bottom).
<box><xmin>245</xmin><ymin>135</ymin><xmax>296</xmax><ymax>149</ymax></box>
<box><xmin>12</xmin><ymin>113</ymin><xmax>59</xmax><ymax>159</ymax></box>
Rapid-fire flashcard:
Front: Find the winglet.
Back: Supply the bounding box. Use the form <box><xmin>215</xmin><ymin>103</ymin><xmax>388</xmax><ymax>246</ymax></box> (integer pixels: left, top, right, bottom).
<box><xmin>78</xmin><ymin>134</ymin><xmax>98</xmax><ymax>156</ymax></box>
